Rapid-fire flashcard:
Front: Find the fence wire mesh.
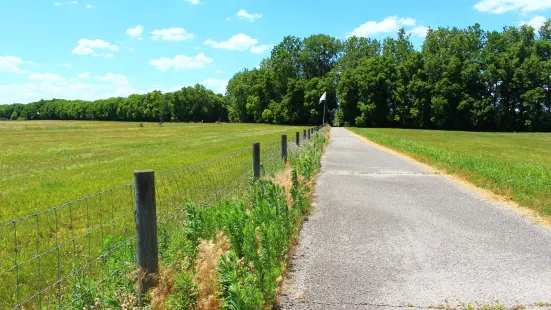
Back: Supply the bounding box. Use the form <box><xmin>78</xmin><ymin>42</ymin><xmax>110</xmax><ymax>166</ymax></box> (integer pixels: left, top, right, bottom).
<box><xmin>0</xmin><ymin>127</ymin><xmax>323</xmax><ymax>309</ymax></box>
<box><xmin>0</xmin><ymin>184</ymin><xmax>136</xmax><ymax>310</ymax></box>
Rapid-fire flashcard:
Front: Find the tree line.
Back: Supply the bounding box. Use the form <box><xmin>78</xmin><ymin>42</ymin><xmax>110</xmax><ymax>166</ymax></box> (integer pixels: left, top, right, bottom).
<box><xmin>227</xmin><ymin>21</ymin><xmax>551</xmax><ymax>131</ymax></box>
<box><xmin>2</xmin><ymin>20</ymin><xmax>551</xmax><ymax>131</ymax></box>
<box><xmin>0</xmin><ymin>85</ymin><xmax>227</xmax><ymax>123</ymax></box>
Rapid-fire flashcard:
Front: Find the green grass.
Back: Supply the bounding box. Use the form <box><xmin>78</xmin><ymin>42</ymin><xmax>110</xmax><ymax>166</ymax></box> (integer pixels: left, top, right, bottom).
<box><xmin>0</xmin><ymin>120</ymin><xmax>309</xmax><ymax>309</ymax></box>
<box><xmin>349</xmin><ymin>128</ymin><xmax>551</xmax><ymax>216</ymax></box>
<box><xmin>0</xmin><ymin>121</ymin><xmax>306</xmax><ymax>220</ymax></box>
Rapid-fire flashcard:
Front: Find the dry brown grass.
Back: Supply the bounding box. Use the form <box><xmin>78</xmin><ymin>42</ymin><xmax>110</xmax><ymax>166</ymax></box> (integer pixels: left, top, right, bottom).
<box><xmin>150</xmin><ymin>263</ymin><xmax>184</xmax><ymax>310</ymax></box>
<box><xmin>195</xmin><ymin>232</ymin><xmax>230</xmax><ymax>310</ymax></box>
<box><xmin>273</xmin><ymin>162</ymin><xmax>294</xmax><ymax>206</ymax></box>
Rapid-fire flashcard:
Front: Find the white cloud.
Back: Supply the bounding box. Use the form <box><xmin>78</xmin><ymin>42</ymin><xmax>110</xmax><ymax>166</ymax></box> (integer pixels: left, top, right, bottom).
<box><xmin>184</xmin><ymin>0</ymin><xmax>200</xmax><ymax>4</ymax></box>
<box><xmin>204</xmin><ymin>33</ymin><xmax>271</xmax><ymax>53</ymax></box>
<box><xmin>149</xmin><ymin>53</ymin><xmax>213</xmax><ymax>71</ymax></box>
<box><xmin>29</xmin><ymin>73</ymin><xmax>65</xmax><ymax>81</ymax></box>
<box><xmin>250</xmin><ymin>44</ymin><xmax>273</xmax><ymax>54</ymax></box>
<box><xmin>57</xmin><ymin>63</ymin><xmax>72</xmax><ymax>67</ymax></box>
<box><xmin>85</xmin><ymin>4</ymin><xmax>94</xmax><ymax>8</ymax></box>
<box><xmin>200</xmin><ymin>79</ymin><xmax>228</xmax><ymax>94</ymax></box>
<box><xmin>72</xmin><ymin>38</ymin><xmax>119</xmax><ymax>57</ymax></box>
<box><xmin>474</xmin><ymin>0</ymin><xmax>551</xmax><ymax>14</ymax></box>
<box><xmin>0</xmin><ymin>56</ymin><xmax>30</xmax><ymax>74</ymax></box>
<box><xmin>94</xmin><ymin>72</ymin><xmax>130</xmax><ymax>86</ymax></box>
<box><xmin>348</xmin><ymin>16</ymin><xmax>418</xmax><ymax>37</ymax></box>
<box><xmin>77</xmin><ymin>72</ymin><xmax>90</xmax><ymax>78</ymax></box>
<box><xmin>520</xmin><ymin>15</ymin><xmax>547</xmax><ymax>29</ymax></box>
<box><xmin>204</xmin><ymin>34</ymin><xmax>256</xmax><ymax>51</ymax></box>
<box><xmin>151</xmin><ymin>27</ymin><xmax>194</xmax><ymax>41</ymax></box>
<box><xmin>409</xmin><ymin>26</ymin><xmax>430</xmax><ymax>38</ymax></box>
<box><xmin>237</xmin><ymin>9</ymin><xmax>262</xmax><ymax>22</ymax></box>
<box><xmin>54</xmin><ymin>2</ymin><xmax>61</xmax><ymax>6</ymax></box>
<box><xmin>0</xmin><ymin>71</ymin><xmax>147</xmax><ymax>104</ymax></box>
<box><xmin>225</xmin><ymin>17</ymin><xmax>231</xmax><ymax>21</ymax></box>
<box><xmin>126</xmin><ymin>25</ymin><xmax>143</xmax><ymax>40</ymax></box>
<box><xmin>72</xmin><ymin>0</ymin><xmax>77</xmax><ymax>4</ymax></box>
<box><xmin>216</xmin><ymin>70</ymin><xmax>222</xmax><ymax>74</ymax></box>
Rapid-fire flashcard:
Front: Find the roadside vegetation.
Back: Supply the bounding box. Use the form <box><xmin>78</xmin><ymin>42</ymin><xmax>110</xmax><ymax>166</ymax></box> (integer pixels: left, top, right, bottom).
<box><xmin>350</xmin><ymin>128</ymin><xmax>551</xmax><ymax>217</ymax></box>
<box><xmin>1</xmin><ymin>125</ymin><xmax>328</xmax><ymax>310</ymax></box>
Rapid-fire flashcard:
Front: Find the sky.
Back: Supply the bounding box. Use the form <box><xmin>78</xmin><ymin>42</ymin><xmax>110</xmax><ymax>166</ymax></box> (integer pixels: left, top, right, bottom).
<box><xmin>0</xmin><ymin>0</ymin><xmax>550</xmax><ymax>104</ymax></box>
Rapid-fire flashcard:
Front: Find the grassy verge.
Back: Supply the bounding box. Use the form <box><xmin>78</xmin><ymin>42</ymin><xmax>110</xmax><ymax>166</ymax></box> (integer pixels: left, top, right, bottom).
<box><xmin>348</xmin><ymin>128</ymin><xmax>551</xmax><ymax>217</ymax></box>
<box><xmin>10</xmin><ymin>126</ymin><xmax>328</xmax><ymax>309</ymax></box>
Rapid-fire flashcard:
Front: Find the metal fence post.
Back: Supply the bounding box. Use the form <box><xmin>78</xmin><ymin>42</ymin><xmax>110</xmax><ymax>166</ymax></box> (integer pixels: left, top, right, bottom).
<box><xmin>296</xmin><ymin>132</ymin><xmax>300</xmax><ymax>147</ymax></box>
<box><xmin>252</xmin><ymin>142</ymin><xmax>260</xmax><ymax>179</ymax></box>
<box><xmin>133</xmin><ymin>170</ymin><xmax>159</xmax><ymax>299</ymax></box>
<box><xmin>281</xmin><ymin>135</ymin><xmax>288</xmax><ymax>161</ymax></box>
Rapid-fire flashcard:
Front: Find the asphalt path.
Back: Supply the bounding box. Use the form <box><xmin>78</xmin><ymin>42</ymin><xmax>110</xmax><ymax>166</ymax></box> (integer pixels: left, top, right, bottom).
<box><xmin>279</xmin><ymin>127</ymin><xmax>551</xmax><ymax>309</ymax></box>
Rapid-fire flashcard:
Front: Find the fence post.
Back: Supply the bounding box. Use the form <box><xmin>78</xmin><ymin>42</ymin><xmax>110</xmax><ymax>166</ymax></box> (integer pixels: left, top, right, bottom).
<box><xmin>307</xmin><ymin>128</ymin><xmax>311</xmax><ymax>140</ymax></box>
<box><xmin>296</xmin><ymin>132</ymin><xmax>300</xmax><ymax>147</ymax></box>
<box><xmin>252</xmin><ymin>142</ymin><xmax>260</xmax><ymax>179</ymax></box>
<box><xmin>133</xmin><ymin>170</ymin><xmax>159</xmax><ymax>299</ymax></box>
<box><xmin>281</xmin><ymin>135</ymin><xmax>288</xmax><ymax>161</ymax></box>
<box><xmin>303</xmin><ymin>129</ymin><xmax>306</xmax><ymax>140</ymax></box>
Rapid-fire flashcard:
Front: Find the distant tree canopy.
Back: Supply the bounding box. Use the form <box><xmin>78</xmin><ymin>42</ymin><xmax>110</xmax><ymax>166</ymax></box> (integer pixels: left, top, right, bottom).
<box><xmin>0</xmin><ymin>84</ymin><xmax>227</xmax><ymax>123</ymax></box>
<box><xmin>3</xmin><ymin>21</ymin><xmax>551</xmax><ymax>131</ymax></box>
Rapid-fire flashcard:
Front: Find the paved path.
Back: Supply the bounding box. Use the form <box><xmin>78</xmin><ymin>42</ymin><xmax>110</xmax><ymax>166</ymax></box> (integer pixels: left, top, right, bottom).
<box><xmin>279</xmin><ymin>127</ymin><xmax>551</xmax><ymax>309</ymax></box>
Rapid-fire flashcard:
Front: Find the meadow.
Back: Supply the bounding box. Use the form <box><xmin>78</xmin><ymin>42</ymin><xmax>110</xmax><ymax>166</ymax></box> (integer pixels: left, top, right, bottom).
<box><xmin>0</xmin><ymin>120</ymin><xmax>312</xmax><ymax>309</ymax></box>
<box><xmin>0</xmin><ymin>121</ymin><xmax>306</xmax><ymax>220</ymax></box>
<box><xmin>349</xmin><ymin>128</ymin><xmax>551</xmax><ymax>217</ymax></box>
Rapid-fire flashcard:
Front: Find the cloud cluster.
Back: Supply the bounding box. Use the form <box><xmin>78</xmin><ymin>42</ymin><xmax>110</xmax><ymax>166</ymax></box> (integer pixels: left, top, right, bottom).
<box><xmin>126</xmin><ymin>25</ymin><xmax>144</xmax><ymax>40</ymax></box>
<box><xmin>204</xmin><ymin>34</ymin><xmax>272</xmax><ymax>53</ymax></box>
<box><xmin>72</xmin><ymin>39</ymin><xmax>119</xmax><ymax>57</ymax></box>
<box><xmin>0</xmin><ymin>72</ymin><xmax>142</xmax><ymax>104</ymax></box>
<box><xmin>474</xmin><ymin>0</ymin><xmax>551</xmax><ymax>14</ymax></box>
<box><xmin>237</xmin><ymin>9</ymin><xmax>262</xmax><ymax>22</ymax></box>
<box><xmin>149</xmin><ymin>53</ymin><xmax>213</xmax><ymax>71</ymax></box>
<box><xmin>520</xmin><ymin>15</ymin><xmax>547</xmax><ymax>29</ymax></box>
<box><xmin>0</xmin><ymin>56</ymin><xmax>30</xmax><ymax>74</ymax></box>
<box><xmin>151</xmin><ymin>27</ymin><xmax>194</xmax><ymax>41</ymax></box>
<box><xmin>348</xmin><ymin>16</ymin><xmax>428</xmax><ymax>38</ymax></box>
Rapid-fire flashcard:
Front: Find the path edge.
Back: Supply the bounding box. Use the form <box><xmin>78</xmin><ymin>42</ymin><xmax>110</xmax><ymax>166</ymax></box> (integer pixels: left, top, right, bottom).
<box><xmin>344</xmin><ymin>127</ymin><xmax>551</xmax><ymax>232</ymax></box>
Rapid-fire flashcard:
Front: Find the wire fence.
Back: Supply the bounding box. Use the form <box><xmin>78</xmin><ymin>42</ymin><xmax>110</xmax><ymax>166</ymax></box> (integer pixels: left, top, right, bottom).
<box><xmin>0</xmin><ymin>127</ymin><xmax>324</xmax><ymax>309</ymax></box>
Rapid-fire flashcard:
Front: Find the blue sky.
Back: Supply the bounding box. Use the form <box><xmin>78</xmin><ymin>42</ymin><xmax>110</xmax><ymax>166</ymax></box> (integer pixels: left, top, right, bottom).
<box><xmin>0</xmin><ymin>0</ymin><xmax>550</xmax><ymax>104</ymax></box>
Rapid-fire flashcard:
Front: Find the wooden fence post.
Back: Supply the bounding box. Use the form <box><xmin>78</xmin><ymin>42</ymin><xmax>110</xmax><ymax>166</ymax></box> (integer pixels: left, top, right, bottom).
<box><xmin>133</xmin><ymin>170</ymin><xmax>159</xmax><ymax>300</ymax></box>
<box><xmin>307</xmin><ymin>128</ymin><xmax>311</xmax><ymax>140</ymax></box>
<box><xmin>303</xmin><ymin>129</ymin><xmax>306</xmax><ymax>140</ymax></box>
<box><xmin>252</xmin><ymin>142</ymin><xmax>260</xmax><ymax>179</ymax></box>
<box><xmin>296</xmin><ymin>132</ymin><xmax>300</xmax><ymax>147</ymax></box>
<box><xmin>281</xmin><ymin>135</ymin><xmax>287</xmax><ymax>161</ymax></box>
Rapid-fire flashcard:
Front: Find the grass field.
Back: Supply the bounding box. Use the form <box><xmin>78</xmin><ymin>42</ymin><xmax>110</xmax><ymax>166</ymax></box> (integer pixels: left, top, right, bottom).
<box><xmin>349</xmin><ymin>128</ymin><xmax>551</xmax><ymax>217</ymax></box>
<box><xmin>0</xmin><ymin>120</ymin><xmax>310</xmax><ymax>309</ymax></box>
<box><xmin>0</xmin><ymin>121</ymin><xmax>306</xmax><ymax>221</ymax></box>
